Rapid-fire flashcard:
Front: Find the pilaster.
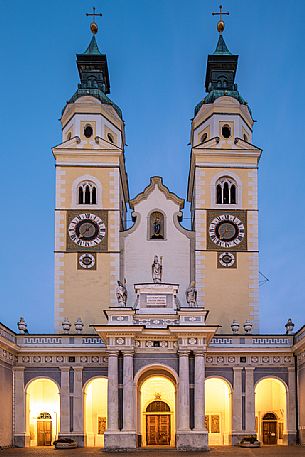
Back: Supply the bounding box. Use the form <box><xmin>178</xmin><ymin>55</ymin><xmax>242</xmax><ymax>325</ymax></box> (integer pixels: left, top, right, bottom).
<box><xmin>13</xmin><ymin>367</ymin><xmax>28</xmax><ymax>447</ymax></box>
<box><xmin>232</xmin><ymin>367</ymin><xmax>243</xmax><ymax>444</ymax></box>
<box><xmin>245</xmin><ymin>367</ymin><xmax>255</xmax><ymax>434</ymax></box>
<box><xmin>287</xmin><ymin>366</ymin><xmax>297</xmax><ymax>444</ymax></box>
<box><xmin>59</xmin><ymin>367</ymin><xmax>70</xmax><ymax>436</ymax></box>
<box><xmin>73</xmin><ymin>366</ymin><xmax>84</xmax><ymax>446</ymax></box>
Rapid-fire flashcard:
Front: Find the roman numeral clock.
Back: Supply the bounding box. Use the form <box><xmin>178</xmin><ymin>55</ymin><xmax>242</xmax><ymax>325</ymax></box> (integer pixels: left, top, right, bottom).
<box><xmin>66</xmin><ymin>210</ymin><xmax>108</xmax><ymax>270</ymax></box>
<box><xmin>207</xmin><ymin>210</ymin><xmax>247</xmax><ymax>269</ymax></box>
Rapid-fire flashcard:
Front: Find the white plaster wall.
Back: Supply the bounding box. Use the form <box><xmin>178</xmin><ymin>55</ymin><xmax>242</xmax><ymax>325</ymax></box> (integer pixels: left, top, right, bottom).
<box><xmin>123</xmin><ymin>186</ymin><xmax>192</xmax><ymax>307</ymax></box>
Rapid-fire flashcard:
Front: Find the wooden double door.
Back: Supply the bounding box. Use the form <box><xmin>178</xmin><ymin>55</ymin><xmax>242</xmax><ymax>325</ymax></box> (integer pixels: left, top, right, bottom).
<box><xmin>37</xmin><ymin>420</ymin><xmax>52</xmax><ymax>446</ymax></box>
<box><xmin>146</xmin><ymin>414</ymin><xmax>170</xmax><ymax>445</ymax></box>
<box><xmin>262</xmin><ymin>421</ymin><xmax>277</xmax><ymax>445</ymax></box>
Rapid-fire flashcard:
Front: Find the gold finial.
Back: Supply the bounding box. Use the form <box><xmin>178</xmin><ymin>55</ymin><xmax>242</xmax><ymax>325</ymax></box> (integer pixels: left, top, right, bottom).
<box><xmin>86</xmin><ymin>6</ymin><xmax>103</xmax><ymax>35</ymax></box>
<box><xmin>212</xmin><ymin>5</ymin><xmax>229</xmax><ymax>34</ymax></box>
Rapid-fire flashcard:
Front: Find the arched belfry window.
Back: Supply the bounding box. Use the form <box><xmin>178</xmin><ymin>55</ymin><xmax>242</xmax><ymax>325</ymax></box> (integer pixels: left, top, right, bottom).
<box><xmin>216</xmin><ymin>177</ymin><xmax>237</xmax><ymax>204</ymax></box>
<box><xmin>149</xmin><ymin>211</ymin><xmax>164</xmax><ymax>240</ymax></box>
<box><xmin>78</xmin><ymin>181</ymin><xmax>97</xmax><ymax>205</ymax></box>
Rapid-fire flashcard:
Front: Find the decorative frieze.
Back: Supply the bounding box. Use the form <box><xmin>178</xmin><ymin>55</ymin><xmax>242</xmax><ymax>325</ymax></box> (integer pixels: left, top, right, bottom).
<box><xmin>16</xmin><ymin>354</ymin><xmax>108</xmax><ymax>366</ymax></box>
<box><xmin>205</xmin><ymin>353</ymin><xmax>294</xmax><ymax>367</ymax></box>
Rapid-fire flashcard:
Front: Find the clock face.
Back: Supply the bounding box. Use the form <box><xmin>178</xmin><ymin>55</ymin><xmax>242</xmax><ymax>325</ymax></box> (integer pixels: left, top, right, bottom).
<box><xmin>78</xmin><ymin>253</ymin><xmax>96</xmax><ymax>269</ymax></box>
<box><xmin>209</xmin><ymin>214</ymin><xmax>245</xmax><ymax>248</ymax></box>
<box><xmin>219</xmin><ymin>252</ymin><xmax>236</xmax><ymax>268</ymax></box>
<box><xmin>68</xmin><ymin>213</ymin><xmax>106</xmax><ymax>247</ymax></box>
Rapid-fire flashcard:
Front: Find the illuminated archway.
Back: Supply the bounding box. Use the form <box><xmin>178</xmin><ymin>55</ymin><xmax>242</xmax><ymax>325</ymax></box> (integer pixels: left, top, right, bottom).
<box><xmin>26</xmin><ymin>378</ymin><xmax>60</xmax><ymax>446</ymax></box>
<box><xmin>255</xmin><ymin>377</ymin><xmax>287</xmax><ymax>445</ymax></box>
<box><xmin>137</xmin><ymin>369</ymin><xmax>176</xmax><ymax>447</ymax></box>
<box><xmin>205</xmin><ymin>377</ymin><xmax>232</xmax><ymax>445</ymax></box>
<box><xmin>84</xmin><ymin>377</ymin><xmax>108</xmax><ymax>447</ymax></box>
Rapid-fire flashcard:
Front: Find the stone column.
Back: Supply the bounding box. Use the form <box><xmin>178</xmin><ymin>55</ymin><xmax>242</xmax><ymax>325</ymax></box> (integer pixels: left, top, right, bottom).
<box><xmin>59</xmin><ymin>367</ymin><xmax>70</xmax><ymax>435</ymax></box>
<box><xmin>107</xmin><ymin>351</ymin><xmax>119</xmax><ymax>432</ymax></box>
<box><xmin>232</xmin><ymin>367</ymin><xmax>243</xmax><ymax>444</ymax></box>
<box><xmin>194</xmin><ymin>351</ymin><xmax>205</xmax><ymax>431</ymax></box>
<box><xmin>287</xmin><ymin>366</ymin><xmax>297</xmax><ymax>444</ymax></box>
<box><xmin>123</xmin><ymin>351</ymin><xmax>134</xmax><ymax>431</ymax></box>
<box><xmin>178</xmin><ymin>351</ymin><xmax>190</xmax><ymax>431</ymax></box>
<box><xmin>73</xmin><ymin>366</ymin><xmax>84</xmax><ymax>445</ymax></box>
<box><xmin>245</xmin><ymin>367</ymin><xmax>255</xmax><ymax>433</ymax></box>
<box><xmin>13</xmin><ymin>367</ymin><xmax>27</xmax><ymax>447</ymax></box>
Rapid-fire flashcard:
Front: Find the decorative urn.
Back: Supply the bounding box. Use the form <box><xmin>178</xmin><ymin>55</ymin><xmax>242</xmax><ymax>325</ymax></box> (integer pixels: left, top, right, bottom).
<box><xmin>231</xmin><ymin>320</ymin><xmax>240</xmax><ymax>334</ymax></box>
<box><xmin>62</xmin><ymin>317</ymin><xmax>71</xmax><ymax>334</ymax></box>
<box><xmin>243</xmin><ymin>320</ymin><xmax>253</xmax><ymax>334</ymax></box>
<box><xmin>285</xmin><ymin>318</ymin><xmax>295</xmax><ymax>335</ymax></box>
<box><xmin>75</xmin><ymin>317</ymin><xmax>84</xmax><ymax>334</ymax></box>
<box><xmin>17</xmin><ymin>317</ymin><xmax>27</xmax><ymax>334</ymax></box>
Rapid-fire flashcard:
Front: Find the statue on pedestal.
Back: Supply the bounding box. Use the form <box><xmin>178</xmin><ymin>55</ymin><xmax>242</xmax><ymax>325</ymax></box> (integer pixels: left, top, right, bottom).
<box><xmin>116</xmin><ymin>279</ymin><xmax>127</xmax><ymax>306</ymax></box>
<box><xmin>152</xmin><ymin>255</ymin><xmax>163</xmax><ymax>283</ymax></box>
<box><xmin>186</xmin><ymin>281</ymin><xmax>197</xmax><ymax>307</ymax></box>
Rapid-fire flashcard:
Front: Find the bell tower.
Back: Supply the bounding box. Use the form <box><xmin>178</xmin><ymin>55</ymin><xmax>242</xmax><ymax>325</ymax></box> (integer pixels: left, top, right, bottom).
<box><xmin>53</xmin><ymin>13</ymin><xmax>129</xmax><ymax>332</ymax></box>
<box><xmin>188</xmin><ymin>11</ymin><xmax>262</xmax><ymax>333</ymax></box>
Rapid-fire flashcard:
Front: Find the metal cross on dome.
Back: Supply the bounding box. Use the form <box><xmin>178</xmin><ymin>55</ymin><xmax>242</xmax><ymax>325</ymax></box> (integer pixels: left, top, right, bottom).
<box><xmin>86</xmin><ymin>6</ymin><xmax>103</xmax><ymax>35</ymax></box>
<box><xmin>212</xmin><ymin>5</ymin><xmax>229</xmax><ymax>34</ymax></box>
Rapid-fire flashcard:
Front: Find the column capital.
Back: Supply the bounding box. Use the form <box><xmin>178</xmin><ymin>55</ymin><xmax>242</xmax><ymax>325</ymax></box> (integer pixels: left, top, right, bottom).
<box><xmin>233</xmin><ymin>366</ymin><xmax>243</xmax><ymax>371</ymax></box>
<box><xmin>59</xmin><ymin>366</ymin><xmax>70</xmax><ymax>372</ymax></box>
<box><xmin>122</xmin><ymin>350</ymin><xmax>134</xmax><ymax>357</ymax></box>
<box><xmin>108</xmin><ymin>350</ymin><xmax>119</xmax><ymax>357</ymax></box>
<box><xmin>73</xmin><ymin>366</ymin><xmax>83</xmax><ymax>372</ymax></box>
<box><xmin>245</xmin><ymin>366</ymin><xmax>255</xmax><ymax>371</ymax></box>
<box><xmin>193</xmin><ymin>350</ymin><xmax>205</xmax><ymax>357</ymax></box>
<box><xmin>13</xmin><ymin>366</ymin><xmax>25</xmax><ymax>372</ymax></box>
<box><xmin>178</xmin><ymin>349</ymin><xmax>190</xmax><ymax>356</ymax></box>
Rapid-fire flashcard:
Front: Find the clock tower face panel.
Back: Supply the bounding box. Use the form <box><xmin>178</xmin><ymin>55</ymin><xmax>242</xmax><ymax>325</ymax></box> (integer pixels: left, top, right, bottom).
<box><xmin>207</xmin><ymin>210</ymin><xmax>247</xmax><ymax>251</ymax></box>
<box><xmin>66</xmin><ymin>210</ymin><xmax>108</xmax><ymax>252</ymax></box>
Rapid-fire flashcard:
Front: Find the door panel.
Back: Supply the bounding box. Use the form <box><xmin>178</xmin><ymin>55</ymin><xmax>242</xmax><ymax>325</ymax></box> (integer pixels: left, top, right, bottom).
<box><xmin>262</xmin><ymin>421</ymin><xmax>277</xmax><ymax>445</ymax></box>
<box><xmin>37</xmin><ymin>420</ymin><xmax>52</xmax><ymax>446</ymax></box>
<box><xmin>146</xmin><ymin>415</ymin><xmax>170</xmax><ymax>445</ymax></box>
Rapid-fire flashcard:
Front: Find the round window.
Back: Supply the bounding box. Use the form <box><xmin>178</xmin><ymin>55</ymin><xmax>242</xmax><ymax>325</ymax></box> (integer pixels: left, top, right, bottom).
<box><xmin>222</xmin><ymin>125</ymin><xmax>231</xmax><ymax>139</ymax></box>
<box><xmin>84</xmin><ymin>125</ymin><xmax>93</xmax><ymax>138</ymax></box>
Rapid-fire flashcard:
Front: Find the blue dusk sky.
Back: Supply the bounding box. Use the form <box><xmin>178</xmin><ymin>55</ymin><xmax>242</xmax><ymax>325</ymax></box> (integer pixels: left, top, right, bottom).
<box><xmin>0</xmin><ymin>0</ymin><xmax>304</xmax><ymax>334</ymax></box>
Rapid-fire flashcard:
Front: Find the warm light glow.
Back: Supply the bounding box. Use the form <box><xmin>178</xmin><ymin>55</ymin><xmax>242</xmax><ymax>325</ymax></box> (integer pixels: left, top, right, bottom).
<box><xmin>205</xmin><ymin>377</ymin><xmax>232</xmax><ymax>445</ymax></box>
<box><xmin>84</xmin><ymin>377</ymin><xmax>108</xmax><ymax>447</ymax></box>
<box><xmin>255</xmin><ymin>377</ymin><xmax>287</xmax><ymax>445</ymax></box>
<box><xmin>140</xmin><ymin>375</ymin><xmax>175</xmax><ymax>446</ymax></box>
<box><xmin>26</xmin><ymin>378</ymin><xmax>60</xmax><ymax>446</ymax></box>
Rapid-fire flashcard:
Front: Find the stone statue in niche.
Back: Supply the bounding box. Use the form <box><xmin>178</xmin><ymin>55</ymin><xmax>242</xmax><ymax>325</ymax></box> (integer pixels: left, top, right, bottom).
<box><xmin>152</xmin><ymin>256</ymin><xmax>163</xmax><ymax>283</ymax></box>
<box><xmin>186</xmin><ymin>281</ymin><xmax>197</xmax><ymax>307</ymax></box>
<box><xmin>116</xmin><ymin>279</ymin><xmax>127</xmax><ymax>306</ymax></box>
<box><xmin>150</xmin><ymin>211</ymin><xmax>164</xmax><ymax>239</ymax></box>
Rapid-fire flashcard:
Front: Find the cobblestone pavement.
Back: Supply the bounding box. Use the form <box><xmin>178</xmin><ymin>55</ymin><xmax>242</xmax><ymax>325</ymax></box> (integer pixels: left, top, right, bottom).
<box><xmin>1</xmin><ymin>447</ymin><xmax>305</xmax><ymax>457</ymax></box>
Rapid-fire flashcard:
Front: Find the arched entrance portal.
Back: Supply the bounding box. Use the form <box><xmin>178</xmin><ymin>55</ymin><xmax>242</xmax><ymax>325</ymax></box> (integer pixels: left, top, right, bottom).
<box><xmin>26</xmin><ymin>378</ymin><xmax>60</xmax><ymax>446</ymax></box>
<box><xmin>138</xmin><ymin>372</ymin><xmax>176</xmax><ymax>447</ymax></box>
<box><xmin>205</xmin><ymin>377</ymin><xmax>232</xmax><ymax>445</ymax></box>
<box><xmin>255</xmin><ymin>377</ymin><xmax>287</xmax><ymax>445</ymax></box>
<box><xmin>84</xmin><ymin>377</ymin><xmax>108</xmax><ymax>447</ymax></box>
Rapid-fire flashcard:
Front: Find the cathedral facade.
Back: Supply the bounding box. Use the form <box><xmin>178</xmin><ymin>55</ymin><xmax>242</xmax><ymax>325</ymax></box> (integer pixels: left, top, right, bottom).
<box><xmin>1</xmin><ymin>14</ymin><xmax>305</xmax><ymax>451</ymax></box>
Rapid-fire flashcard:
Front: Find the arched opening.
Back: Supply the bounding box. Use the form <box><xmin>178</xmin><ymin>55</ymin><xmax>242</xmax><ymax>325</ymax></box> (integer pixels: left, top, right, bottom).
<box><xmin>26</xmin><ymin>378</ymin><xmax>60</xmax><ymax>447</ymax></box>
<box><xmin>205</xmin><ymin>377</ymin><xmax>232</xmax><ymax>445</ymax></box>
<box><xmin>138</xmin><ymin>372</ymin><xmax>176</xmax><ymax>447</ymax></box>
<box><xmin>78</xmin><ymin>181</ymin><xmax>97</xmax><ymax>205</ymax></box>
<box><xmin>216</xmin><ymin>176</ymin><xmax>237</xmax><ymax>205</ymax></box>
<box><xmin>84</xmin><ymin>377</ymin><xmax>108</xmax><ymax>447</ymax></box>
<box><xmin>255</xmin><ymin>378</ymin><xmax>287</xmax><ymax>445</ymax></box>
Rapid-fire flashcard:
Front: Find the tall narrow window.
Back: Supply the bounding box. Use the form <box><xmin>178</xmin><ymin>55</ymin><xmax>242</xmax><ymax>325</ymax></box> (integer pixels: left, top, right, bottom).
<box><xmin>216</xmin><ymin>177</ymin><xmax>237</xmax><ymax>205</ymax></box>
<box><xmin>78</xmin><ymin>181</ymin><xmax>97</xmax><ymax>205</ymax></box>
